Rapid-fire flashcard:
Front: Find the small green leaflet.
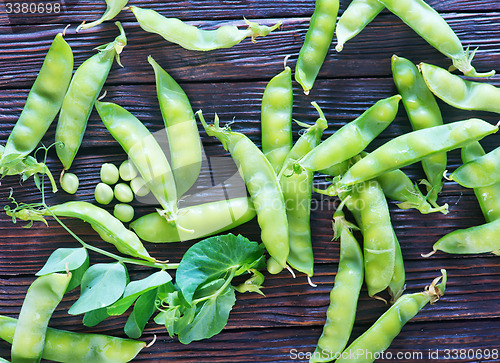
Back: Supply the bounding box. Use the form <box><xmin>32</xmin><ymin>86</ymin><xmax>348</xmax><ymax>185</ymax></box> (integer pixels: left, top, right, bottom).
<box><xmin>107</xmin><ymin>270</ymin><xmax>171</xmax><ymax>316</ymax></box>
<box><xmin>83</xmin><ymin>307</ymin><xmax>109</xmax><ymax>327</ymax></box>
<box><xmin>177</xmin><ymin>285</ymin><xmax>236</xmax><ymax>344</ymax></box>
<box><xmin>176</xmin><ymin>234</ymin><xmax>264</xmax><ymax>303</ymax></box>
<box><xmin>69</xmin><ymin>262</ymin><xmax>127</xmax><ymax>315</ymax></box>
<box><xmin>36</xmin><ymin>247</ymin><xmax>89</xmax><ymax>292</ymax></box>
<box><xmin>36</xmin><ymin>248</ymin><xmax>88</xmax><ymax>276</ymax></box>
<box><xmin>124</xmin><ymin>288</ymin><xmax>158</xmax><ymax>339</ymax></box>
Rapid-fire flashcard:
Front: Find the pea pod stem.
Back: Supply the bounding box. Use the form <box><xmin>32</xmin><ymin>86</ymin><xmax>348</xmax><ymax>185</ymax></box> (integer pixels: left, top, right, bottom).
<box><xmin>76</xmin><ymin>0</ymin><xmax>129</xmax><ymax>31</ymax></box>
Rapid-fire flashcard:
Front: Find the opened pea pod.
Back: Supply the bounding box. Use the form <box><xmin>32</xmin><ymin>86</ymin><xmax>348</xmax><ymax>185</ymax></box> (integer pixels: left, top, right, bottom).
<box><xmin>56</xmin><ymin>22</ymin><xmax>127</xmax><ymax>172</ymax></box>
<box><xmin>131</xmin><ymin>6</ymin><xmax>281</xmax><ymax>51</ymax></box>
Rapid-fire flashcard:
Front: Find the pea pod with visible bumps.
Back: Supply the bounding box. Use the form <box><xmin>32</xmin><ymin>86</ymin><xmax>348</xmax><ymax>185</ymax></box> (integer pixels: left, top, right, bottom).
<box><xmin>338</xmin><ymin>119</ymin><xmax>498</xmax><ymax>188</ymax></box>
<box><xmin>376</xmin><ymin>0</ymin><xmax>494</xmax><ymax>77</ymax></box>
<box><xmin>130</xmin><ymin>197</ymin><xmax>256</xmax><ymax>243</ymax></box>
<box><xmin>261</xmin><ymin>65</ymin><xmax>293</xmax><ymax>173</ymax></box>
<box><xmin>2</xmin><ymin>32</ymin><xmax>73</xmax><ymax>163</ymax></box>
<box><xmin>0</xmin><ymin>315</ymin><xmax>145</xmax><ymax>363</ymax></box>
<box><xmin>392</xmin><ymin>55</ymin><xmax>446</xmax><ymax>208</ymax></box>
<box><xmin>449</xmin><ymin>145</ymin><xmax>500</xmax><ymax>188</ymax></box>
<box><xmin>337</xmin><ymin>270</ymin><xmax>447</xmax><ymax>363</ymax></box>
<box><xmin>295</xmin><ymin>0</ymin><xmax>339</xmax><ymax>94</ymax></box>
<box><xmin>335</xmin><ymin>0</ymin><xmax>384</xmax><ymax>52</ymax></box>
<box><xmin>297</xmin><ymin>95</ymin><xmax>401</xmax><ymax>172</ymax></box>
<box><xmin>198</xmin><ymin>111</ymin><xmax>289</xmax><ymax>269</ymax></box>
<box><xmin>149</xmin><ymin>56</ymin><xmax>202</xmax><ymax>197</ymax></box>
<box><xmin>95</xmin><ymin>101</ymin><xmax>178</xmax><ymax>220</ymax></box>
<box><xmin>131</xmin><ymin>6</ymin><xmax>281</xmax><ymax>51</ymax></box>
<box><xmin>461</xmin><ymin>142</ymin><xmax>500</xmax><ymax>222</ymax></box>
<box><xmin>56</xmin><ymin>22</ymin><xmax>127</xmax><ymax>171</ymax></box>
<box><xmin>310</xmin><ymin>200</ymin><xmax>363</xmax><ymax>362</ymax></box>
<box><xmin>420</xmin><ymin>62</ymin><xmax>500</xmax><ymax>113</ymax></box>
<box><xmin>11</xmin><ymin>273</ymin><xmax>71</xmax><ymax>363</ymax></box>
<box><xmin>279</xmin><ymin>103</ymin><xmax>327</xmax><ymax>276</ymax></box>
<box><xmin>7</xmin><ymin>201</ymin><xmax>154</xmax><ymax>262</ymax></box>
<box><xmin>431</xmin><ymin>219</ymin><xmax>500</xmax><ymax>255</ymax></box>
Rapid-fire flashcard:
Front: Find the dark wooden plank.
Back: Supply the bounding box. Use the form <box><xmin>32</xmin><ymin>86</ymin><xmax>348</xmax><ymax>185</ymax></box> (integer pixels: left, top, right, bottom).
<box><xmin>1</xmin><ymin>12</ymin><xmax>500</xmax><ymax>87</ymax></box>
<box><xmin>2</xmin><ymin>0</ymin><xmax>500</xmax><ymax>27</ymax></box>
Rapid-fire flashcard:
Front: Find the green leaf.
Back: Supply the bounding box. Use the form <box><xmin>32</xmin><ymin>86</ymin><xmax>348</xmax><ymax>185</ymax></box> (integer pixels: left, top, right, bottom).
<box><xmin>68</xmin><ymin>263</ymin><xmax>127</xmax><ymax>315</ymax></box>
<box><xmin>66</xmin><ymin>255</ymin><xmax>89</xmax><ymax>292</ymax></box>
<box><xmin>163</xmin><ymin>307</ymin><xmax>181</xmax><ymax>338</ymax></box>
<box><xmin>177</xmin><ymin>286</ymin><xmax>236</xmax><ymax>344</ymax></box>
<box><xmin>107</xmin><ymin>270</ymin><xmax>171</xmax><ymax>316</ymax></box>
<box><xmin>36</xmin><ymin>248</ymin><xmax>88</xmax><ymax>276</ymax></box>
<box><xmin>124</xmin><ymin>288</ymin><xmax>158</xmax><ymax>339</ymax></box>
<box><xmin>82</xmin><ymin>307</ymin><xmax>109</xmax><ymax>327</ymax></box>
<box><xmin>176</xmin><ymin>234</ymin><xmax>264</xmax><ymax>303</ymax></box>
<box><xmin>36</xmin><ymin>248</ymin><xmax>89</xmax><ymax>292</ymax></box>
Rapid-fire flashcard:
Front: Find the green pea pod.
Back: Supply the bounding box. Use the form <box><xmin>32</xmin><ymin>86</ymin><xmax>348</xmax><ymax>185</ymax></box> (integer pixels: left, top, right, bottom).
<box><xmin>77</xmin><ymin>0</ymin><xmax>129</xmax><ymax>31</ymax></box>
<box><xmin>130</xmin><ymin>197</ymin><xmax>256</xmax><ymax>243</ymax></box>
<box><xmin>322</xmin><ymin>154</ymin><xmax>449</xmax><ymax>215</ymax></box>
<box><xmin>376</xmin><ymin>0</ymin><xmax>494</xmax><ymax>77</ymax></box>
<box><xmin>388</xmin><ymin>231</ymin><xmax>405</xmax><ymax>303</ymax></box>
<box><xmin>148</xmin><ymin>56</ymin><xmax>202</xmax><ymax>197</ymax></box>
<box><xmin>392</xmin><ymin>55</ymin><xmax>446</xmax><ymax>208</ymax></box>
<box><xmin>2</xmin><ymin>33</ymin><xmax>73</xmax><ymax>162</ymax></box>
<box><xmin>298</xmin><ymin>95</ymin><xmax>401</xmax><ymax>172</ymax></box>
<box><xmin>95</xmin><ymin>101</ymin><xmax>177</xmax><ymax>220</ymax></box>
<box><xmin>347</xmin><ymin>180</ymin><xmax>398</xmax><ymax>297</ymax></box>
<box><xmin>337</xmin><ymin>270</ymin><xmax>447</xmax><ymax>363</ymax></box>
<box><xmin>0</xmin><ymin>145</ymin><xmax>58</xmax><ymax>193</ymax></box>
<box><xmin>261</xmin><ymin>66</ymin><xmax>293</xmax><ymax>173</ymax></box>
<box><xmin>11</xmin><ymin>273</ymin><xmax>72</xmax><ymax>363</ymax></box>
<box><xmin>431</xmin><ymin>219</ymin><xmax>500</xmax><ymax>255</ymax></box>
<box><xmin>0</xmin><ymin>315</ymin><xmax>145</xmax><ymax>363</ymax></box>
<box><xmin>461</xmin><ymin>142</ymin><xmax>500</xmax><ymax>222</ymax></box>
<box><xmin>56</xmin><ymin>22</ymin><xmax>127</xmax><ymax>171</ymax></box>
<box><xmin>295</xmin><ymin>0</ymin><xmax>339</xmax><ymax>94</ymax></box>
<box><xmin>131</xmin><ymin>6</ymin><xmax>281</xmax><ymax>51</ymax></box>
<box><xmin>339</xmin><ymin>119</ymin><xmax>498</xmax><ymax>188</ymax></box>
<box><xmin>199</xmin><ymin>111</ymin><xmax>289</xmax><ymax>269</ymax></box>
<box><xmin>279</xmin><ymin>103</ymin><xmax>327</xmax><ymax>277</ymax></box>
<box><xmin>311</xmin><ymin>202</ymin><xmax>363</xmax><ymax>362</ymax></box>
<box><xmin>335</xmin><ymin>0</ymin><xmax>384</xmax><ymax>52</ymax></box>
<box><xmin>7</xmin><ymin>201</ymin><xmax>153</xmax><ymax>262</ymax></box>
<box><xmin>449</xmin><ymin>145</ymin><xmax>500</xmax><ymax>188</ymax></box>
<box><xmin>420</xmin><ymin>62</ymin><xmax>500</xmax><ymax>113</ymax></box>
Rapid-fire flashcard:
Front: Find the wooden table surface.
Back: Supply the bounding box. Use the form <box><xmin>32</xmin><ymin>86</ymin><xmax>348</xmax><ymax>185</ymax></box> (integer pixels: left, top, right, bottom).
<box><xmin>1</xmin><ymin>0</ymin><xmax>499</xmax><ymax>362</ymax></box>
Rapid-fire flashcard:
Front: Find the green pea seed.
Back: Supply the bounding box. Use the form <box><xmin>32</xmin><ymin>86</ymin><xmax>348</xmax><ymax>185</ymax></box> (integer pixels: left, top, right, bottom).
<box><xmin>100</xmin><ymin>163</ymin><xmax>119</xmax><ymax>185</ymax></box>
<box><xmin>114</xmin><ymin>183</ymin><xmax>134</xmax><ymax>203</ymax></box>
<box><xmin>60</xmin><ymin>172</ymin><xmax>79</xmax><ymax>194</ymax></box>
<box><xmin>95</xmin><ymin>182</ymin><xmax>114</xmax><ymax>205</ymax></box>
<box><xmin>113</xmin><ymin>203</ymin><xmax>135</xmax><ymax>223</ymax></box>
<box><xmin>119</xmin><ymin>160</ymin><xmax>138</xmax><ymax>181</ymax></box>
<box><xmin>130</xmin><ymin>176</ymin><xmax>150</xmax><ymax>197</ymax></box>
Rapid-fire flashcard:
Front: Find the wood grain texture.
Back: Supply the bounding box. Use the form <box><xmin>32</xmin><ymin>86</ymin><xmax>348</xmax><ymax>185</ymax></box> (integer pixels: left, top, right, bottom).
<box><xmin>0</xmin><ymin>0</ymin><xmax>499</xmax><ymax>362</ymax></box>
